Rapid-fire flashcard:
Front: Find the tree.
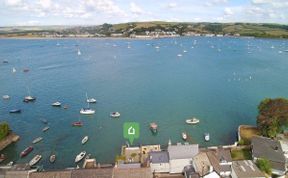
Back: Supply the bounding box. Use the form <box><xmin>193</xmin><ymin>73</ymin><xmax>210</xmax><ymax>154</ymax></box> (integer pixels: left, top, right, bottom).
<box><xmin>257</xmin><ymin>98</ymin><xmax>288</xmax><ymax>138</ymax></box>
<box><xmin>256</xmin><ymin>158</ymin><xmax>272</xmax><ymax>175</ymax></box>
<box><xmin>0</xmin><ymin>122</ymin><xmax>10</xmax><ymax>140</ymax></box>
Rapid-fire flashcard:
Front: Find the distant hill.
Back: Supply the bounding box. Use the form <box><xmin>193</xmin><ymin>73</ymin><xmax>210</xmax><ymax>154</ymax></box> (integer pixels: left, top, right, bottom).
<box><xmin>0</xmin><ymin>22</ymin><xmax>288</xmax><ymax>38</ymax></box>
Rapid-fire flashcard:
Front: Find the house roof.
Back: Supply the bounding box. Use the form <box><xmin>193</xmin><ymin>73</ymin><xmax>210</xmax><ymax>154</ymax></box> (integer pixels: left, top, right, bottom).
<box><xmin>206</xmin><ymin>149</ymin><xmax>231</xmax><ymax>174</ymax></box>
<box><xmin>232</xmin><ymin>160</ymin><xmax>265</xmax><ymax>178</ymax></box>
<box><xmin>168</xmin><ymin>144</ymin><xmax>199</xmax><ymax>160</ymax></box>
<box><xmin>251</xmin><ymin>136</ymin><xmax>285</xmax><ymax>164</ymax></box>
<box><xmin>149</xmin><ymin>151</ymin><xmax>169</xmax><ymax>164</ymax></box>
<box><xmin>192</xmin><ymin>152</ymin><xmax>212</xmax><ymax>177</ymax></box>
<box><xmin>71</xmin><ymin>168</ymin><xmax>113</xmax><ymax>178</ymax></box>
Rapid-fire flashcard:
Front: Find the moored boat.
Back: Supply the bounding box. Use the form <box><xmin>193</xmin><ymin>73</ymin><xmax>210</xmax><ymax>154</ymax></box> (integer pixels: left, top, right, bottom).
<box><xmin>110</xmin><ymin>112</ymin><xmax>120</xmax><ymax>118</ymax></box>
<box><xmin>51</xmin><ymin>101</ymin><xmax>61</xmax><ymax>107</ymax></box>
<box><xmin>23</xmin><ymin>96</ymin><xmax>36</xmax><ymax>103</ymax></box>
<box><xmin>75</xmin><ymin>151</ymin><xmax>86</xmax><ymax>163</ymax></box>
<box><xmin>204</xmin><ymin>133</ymin><xmax>210</xmax><ymax>142</ymax></box>
<box><xmin>80</xmin><ymin>108</ymin><xmax>95</xmax><ymax>115</ymax></box>
<box><xmin>150</xmin><ymin>122</ymin><xmax>158</xmax><ymax>133</ymax></box>
<box><xmin>182</xmin><ymin>132</ymin><xmax>187</xmax><ymax>140</ymax></box>
<box><xmin>72</xmin><ymin>121</ymin><xmax>83</xmax><ymax>127</ymax></box>
<box><xmin>87</xmin><ymin>98</ymin><xmax>96</xmax><ymax>103</ymax></box>
<box><xmin>32</xmin><ymin>137</ymin><xmax>43</xmax><ymax>144</ymax></box>
<box><xmin>29</xmin><ymin>155</ymin><xmax>42</xmax><ymax>166</ymax></box>
<box><xmin>9</xmin><ymin>109</ymin><xmax>21</xmax><ymax>113</ymax></box>
<box><xmin>2</xmin><ymin>95</ymin><xmax>10</xmax><ymax>100</ymax></box>
<box><xmin>49</xmin><ymin>154</ymin><xmax>56</xmax><ymax>163</ymax></box>
<box><xmin>82</xmin><ymin>136</ymin><xmax>88</xmax><ymax>144</ymax></box>
<box><xmin>23</xmin><ymin>68</ymin><xmax>30</xmax><ymax>73</ymax></box>
<box><xmin>42</xmin><ymin>126</ymin><xmax>50</xmax><ymax>132</ymax></box>
<box><xmin>20</xmin><ymin>146</ymin><xmax>33</xmax><ymax>157</ymax></box>
<box><xmin>185</xmin><ymin>117</ymin><xmax>200</xmax><ymax>124</ymax></box>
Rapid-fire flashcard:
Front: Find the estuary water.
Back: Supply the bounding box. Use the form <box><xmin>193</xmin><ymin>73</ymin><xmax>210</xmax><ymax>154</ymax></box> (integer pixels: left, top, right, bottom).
<box><xmin>0</xmin><ymin>37</ymin><xmax>287</xmax><ymax>169</ymax></box>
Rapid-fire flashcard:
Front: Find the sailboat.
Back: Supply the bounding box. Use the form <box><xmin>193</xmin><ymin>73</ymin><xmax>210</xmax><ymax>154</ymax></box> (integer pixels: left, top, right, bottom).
<box><xmin>80</xmin><ymin>94</ymin><xmax>95</xmax><ymax>115</ymax></box>
<box><xmin>77</xmin><ymin>49</ymin><xmax>81</xmax><ymax>56</ymax></box>
<box><xmin>86</xmin><ymin>93</ymin><xmax>96</xmax><ymax>103</ymax></box>
<box><xmin>23</xmin><ymin>86</ymin><xmax>36</xmax><ymax>103</ymax></box>
<box><xmin>12</xmin><ymin>67</ymin><xmax>16</xmax><ymax>73</ymax></box>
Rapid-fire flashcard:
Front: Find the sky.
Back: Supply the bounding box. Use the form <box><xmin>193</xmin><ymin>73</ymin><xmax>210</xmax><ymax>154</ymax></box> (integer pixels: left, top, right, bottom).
<box><xmin>0</xmin><ymin>0</ymin><xmax>287</xmax><ymax>26</ymax></box>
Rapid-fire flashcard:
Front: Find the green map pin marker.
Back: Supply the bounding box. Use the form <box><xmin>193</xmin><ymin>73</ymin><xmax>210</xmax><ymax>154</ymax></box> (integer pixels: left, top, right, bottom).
<box><xmin>123</xmin><ymin>122</ymin><xmax>139</xmax><ymax>145</ymax></box>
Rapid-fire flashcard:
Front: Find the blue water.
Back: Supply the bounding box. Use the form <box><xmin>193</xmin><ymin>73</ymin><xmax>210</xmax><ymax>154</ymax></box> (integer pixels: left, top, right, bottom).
<box><xmin>0</xmin><ymin>37</ymin><xmax>287</xmax><ymax>169</ymax></box>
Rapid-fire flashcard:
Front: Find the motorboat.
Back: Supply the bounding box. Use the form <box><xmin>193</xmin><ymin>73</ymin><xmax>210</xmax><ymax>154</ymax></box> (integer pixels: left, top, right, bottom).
<box><xmin>182</xmin><ymin>132</ymin><xmax>187</xmax><ymax>140</ymax></box>
<box><xmin>9</xmin><ymin>109</ymin><xmax>21</xmax><ymax>113</ymax></box>
<box><xmin>20</xmin><ymin>146</ymin><xmax>33</xmax><ymax>157</ymax></box>
<box><xmin>23</xmin><ymin>96</ymin><xmax>36</xmax><ymax>103</ymax></box>
<box><xmin>49</xmin><ymin>154</ymin><xmax>56</xmax><ymax>163</ymax></box>
<box><xmin>80</xmin><ymin>108</ymin><xmax>95</xmax><ymax>115</ymax></box>
<box><xmin>177</xmin><ymin>54</ymin><xmax>182</xmax><ymax>57</ymax></box>
<box><xmin>204</xmin><ymin>133</ymin><xmax>210</xmax><ymax>142</ymax></box>
<box><xmin>51</xmin><ymin>101</ymin><xmax>61</xmax><ymax>107</ymax></box>
<box><xmin>2</xmin><ymin>60</ymin><xmax>8</xmax><ymax>64</ymax></box>
<box><xmin>42</xmin><ymin>126</ymin><xmax>50</xmax><ymax>132</ymax></box>
<box><xmin>82</xmin><ymin>136</ymin><xmax>89</xmax><ymax>144</ymax></box>
<box><xmin>29</xmin><ymin>155</ymin><xmax>42</xmax><ymax>166</ymax></box>
<box><xmin>150</xmin><ymin>122</ymin><xmax>158</xmax><ymax>133</ymax></box>
<box><xmin>32</xmin><ymin>137</ymin><xmax>43</xmax><ymax>144</ymax></box>
<box><xmin>2</xmin><ymin>95</ymin><xmax>10</xmax><ymax>100</ymax></box>
<box><xmin>23</xmin><ymin>68</ymin><xmax>30</xmax><ymax>72</ymax></box>
<box><xmin>63</xmin><ymin>105</ymin><xmax>69</xmax><ymax>109</ymax></box>
<box><xmin>72</xmin><ymin>121</ymin><xmax>83</xmax><ymax>127</ymax></box>
<box><xmin>185</xmin><ymin>118</ymin><xmax>200</xmax><ymax>124</ymax></box>
<box><xmin>110</xmin><ymin>112</ymin><xmax>120</xmax><ymax>118</ymax></box>
<box><xmin>87</xmin><ymin>98</ymin><xmax>96</xmax><ymax>103</ymax></box>
<box><xmin>75</xmin><ymin>151</ymin><xmax>86</xmax><ymax>163</ymax></box>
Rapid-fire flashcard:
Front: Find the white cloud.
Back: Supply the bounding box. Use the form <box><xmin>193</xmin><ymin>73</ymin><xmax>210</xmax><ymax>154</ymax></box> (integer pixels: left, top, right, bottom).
<box><xmin>167</xmin><ymin>2</ymin><xmax>177</xmax><ymax>9</ymax></box>
<box><xmin>5</xmin><ymin>0</ymin><xmax>22</xmax><ymax>6</ymax></box>
<box><xmin>205</xmin><ymin>0</ymin><xmax>228</xmax><ymax>6</ymax></box>
<box><xmin>38</xmin><ymin>0</ymin><xmax>52</xmax><ymax>9</ymax></box>
<box><xmin>130</xmin><ymin>2</ymin><xmax>144</xmax><ymax>15</ymax></box>
<box><xmin>224</xmin><ymin>7</ymin><xmax>233</xmax><ymax>15</ymax></box>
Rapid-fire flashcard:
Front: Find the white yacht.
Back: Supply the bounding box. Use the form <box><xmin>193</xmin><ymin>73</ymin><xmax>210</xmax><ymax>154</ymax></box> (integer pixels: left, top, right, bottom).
<box><xmin>80</xmin><ymin>108</ymin><xmax>95</xmax><ymax>115</ymax></box>
<box><xmin>87</xmin><ymin>98</ymin><xmax>96</xmax><ymax>103</ymax></box>
<box><xmin>177</xmin><ymin>54</ymin><xmax>182</xmax><ymax>57</ymax></box>
<box><xmin>110</xmin><ymin>112</ymin><xmax>120</xmax><ymax>118</ymax></box>
<box><xmin>52</xmin><ymin>101</ymin><xmax>61</xmax><ymax>107</ymax></box>
<box><xmin>82</xmin><ymin>136</ymin><xmax>89</xmax><ymax>144</ymax></box>
<box><xmin>29</xmin><ymin>155</ymin><xmax>42</xmax><ymax>166</ymax></box>
<box><xmin>32</xmin><ymin>137</ymin><xmax>43</xmax><ymax>144</ymax></box>
<box><xmin>2</xmin><ymin>95</ymin><xmax>10</xmax><ymax>100</ymax></box>
<box><xmin>75</xmin><ymin>151</ymin><xmax>86</xmax><ymax>163</ymax></box>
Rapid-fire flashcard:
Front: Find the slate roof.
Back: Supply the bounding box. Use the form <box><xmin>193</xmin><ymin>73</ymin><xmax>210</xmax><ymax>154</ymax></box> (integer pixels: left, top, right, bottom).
<box><xmin>149</xmin><ymin>151</ymin><xmax>169</xmax><ymax>164</ymax></box>
<box><xmin>251</xmin><ymin>136</ymin><xmax>286</xmax><ymax>171</ymax></box>
<box><xmin>168</xmin><ymin>144</ymin><xmax>199</xmax><ymax>160</ymax></box>
<box><xmin>232</xmin><ymin>160</ymin><xmax>265</xmax><ymax>178</ymax></box>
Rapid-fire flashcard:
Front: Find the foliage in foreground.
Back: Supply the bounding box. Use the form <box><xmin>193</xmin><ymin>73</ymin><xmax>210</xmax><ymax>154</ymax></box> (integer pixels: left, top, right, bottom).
<box><xmin>256</xmin><ymin>158</ymin><xmax>272</xmax><ymax>175</ymax></box>
<box><xmin>0</xmin><ymin>122</ymin><xmax>10</xmax><ymax>140</ymax></box>
<box><xmin>257</xmin><ymin>98</ymin><xmax>288</xmax><ymax>138</ymax></box>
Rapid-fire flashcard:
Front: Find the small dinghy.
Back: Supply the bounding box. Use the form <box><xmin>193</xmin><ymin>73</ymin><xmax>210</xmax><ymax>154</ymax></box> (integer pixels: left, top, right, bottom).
<box><xmin>82</xmin><ymin>136</ymin><xmax>89</xmax><ymax>145</ymax></box>
<box><xmin>32</xmin><ymin>137</ymin><xmax>43</xmax><ymax>144</ymax></box>
<box><xmin>204</xmin><ymin>133</ymin><xmax>210</xmax><ymax>142</ymax></box>
<box><xmin>9</xmin><ymin>109</ymin><xmax>21</xmax><ymax>113</ymax></box>
<box><xmin>185</xmin><ymin>117</ymin><xmax>200</xmax><ymax>125</ymax></box>
<box><xmin>150</xmin><ymin>122</ymin><xmax>158</xmax><ymax>134</ymax></box>
<box><xmin>49</xmin><ymin>154</ymin><xmax>56</xmax><ymax>163</ymax></box>
<box><xmin>40</xmin><ymin>118</ymin><xmax>48</xmax><ymax>124</ymax></box>
<box><xmin>42</xmin><ymin>126</ymin><xmax>50</xmax><ymax>132</ymax></box>
<box><xmin>182</xmin><ymin>132</ymin><xmax>187</xmax><ymax>140</ymax></box>
<box><xmin>110</xmin><ymin>112</ymin><xmax>120</xmax><ymax>118</ymax></box>
<box><xmin>72</xmin><ymin>121</ymin><xmax>83</xmax><ymax>127</ymax></box>
<box><xmin>75</xmin><ymin>151</ymin><xmax>86</xmax><ymax>163</ymax></box>
<box><xmin>29</xmin><ymin>155</ymin><xmax>42</xmax><ymax>166</ymax></box>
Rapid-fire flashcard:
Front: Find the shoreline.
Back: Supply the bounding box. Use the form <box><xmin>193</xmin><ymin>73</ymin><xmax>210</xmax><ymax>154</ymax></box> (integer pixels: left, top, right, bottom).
<box><xmin>0</xmin><ymin>132</ymin><xmax>20</xmax><ymax>151</ymax></box>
